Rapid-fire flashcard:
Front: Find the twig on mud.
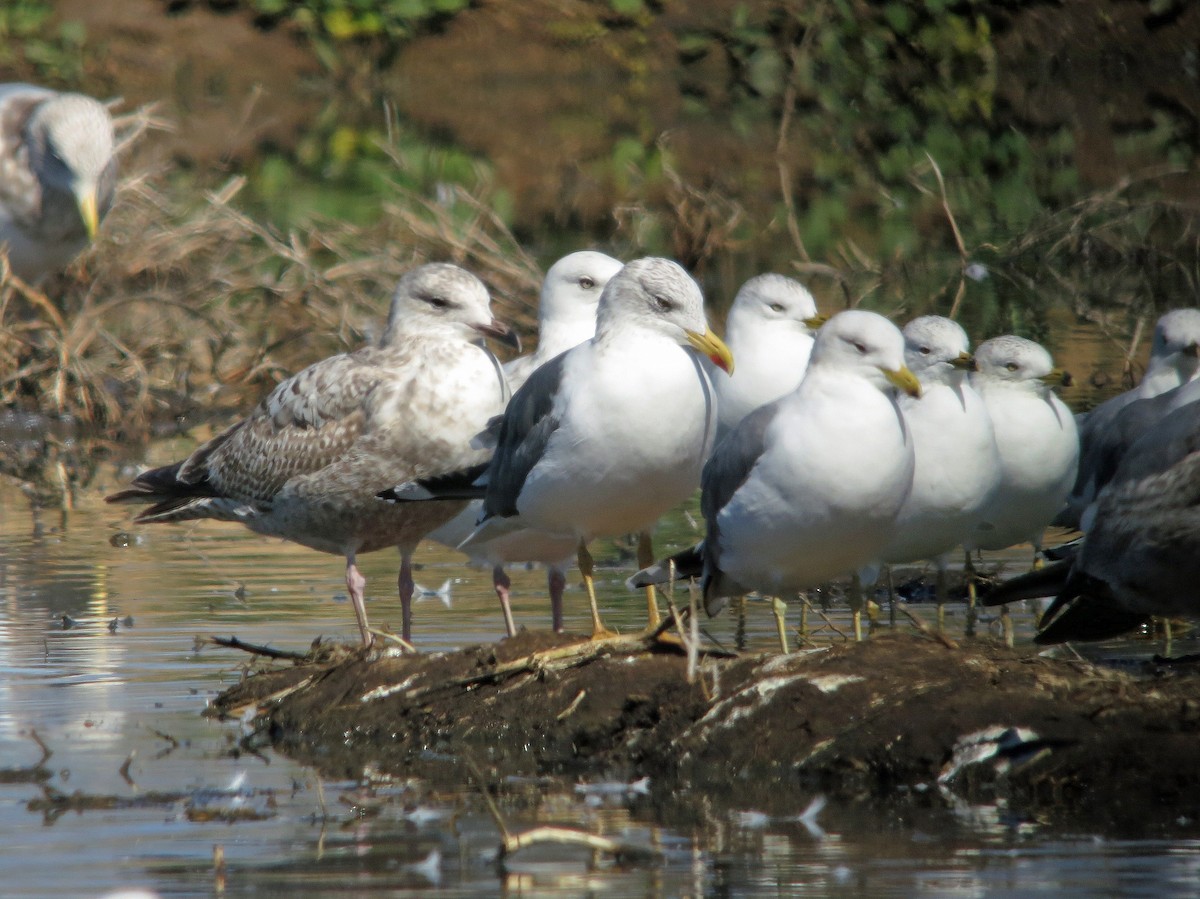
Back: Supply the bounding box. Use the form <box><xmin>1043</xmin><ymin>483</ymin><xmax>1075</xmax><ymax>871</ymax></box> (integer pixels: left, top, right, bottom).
<box><xmin>555</xmin><ymin>690</ymin><xmax>587</xmax><ymax>721</ymax></box>
<box><xmin>896</xmin><ymin>604</ymin><xmax>959</xmax><ymax>650</ymax></box>
<box><xmin>205</xmin><ymin>634</ymin><xmax>311</xmax><ymax>661</ymax></box>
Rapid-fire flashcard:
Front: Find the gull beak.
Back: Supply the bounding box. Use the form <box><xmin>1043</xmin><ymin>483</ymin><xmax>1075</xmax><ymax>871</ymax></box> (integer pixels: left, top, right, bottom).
<box><xmin>949</xmin><ymin>351</ymin><xmax>975</xmax><ymax>370</ymax></box>
<box><xmin>1039</xmin><ymin>368</ymin><xmax>1072</xmax><ymax>388</ymax></box>
<box><xmin>473</xmin><ymin>318</ymin><xmax>522</xmax><ymax>352</ymax></box>
<box><xmin>803</xmin><ymin>314</ymin><xmax>828</xmax><ymax>330</ymax></box>
<box><xmin>686</xmin><ymin>327</ymin><xmax>735</xmax><ymax>375</ymax></box>
<box><xmin>75</xmin><ymin>184</ymin><xmax>99</xmax><ymax>240</ymax></box>
<box><xmin>883</xmin><ymin>365</ymin><xmax>922</xmax><ymax>397</ymax></box>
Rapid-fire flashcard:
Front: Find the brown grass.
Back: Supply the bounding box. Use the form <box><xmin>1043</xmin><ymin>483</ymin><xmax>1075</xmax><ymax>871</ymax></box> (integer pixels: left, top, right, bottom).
<box><xmin>0</xmin><ymin>127</ymin><xmax>544</xmax><ymax>439</ymax></box>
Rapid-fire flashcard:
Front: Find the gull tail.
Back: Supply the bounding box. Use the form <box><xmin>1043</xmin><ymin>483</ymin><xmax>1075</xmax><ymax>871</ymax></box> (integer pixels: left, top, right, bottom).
<box><xmin>626</xmin><ymin>543</ymin><xmax>704</xmax><ymax>590</ymax></box>
<box><xmin>378</xmin><ymin>463</ymin><xmax>489</xmax><ymax>503</ymax></box>
<box><xmin>980</xmin><ymin>559</ymin><xmax>1073</xmax><ymax>606</ymax></box>
<box><xmin>105</xmin><ymin>461</ymin><xmax>223</xmax><ymax>524</ymax></box>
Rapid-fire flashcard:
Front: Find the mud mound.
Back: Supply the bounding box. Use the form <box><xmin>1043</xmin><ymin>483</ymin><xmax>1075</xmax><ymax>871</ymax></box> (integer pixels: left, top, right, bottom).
<box><xmin>212</xmin><ymin>631</ymin><xmax>1200</xmax><ymax>833</ymax></box>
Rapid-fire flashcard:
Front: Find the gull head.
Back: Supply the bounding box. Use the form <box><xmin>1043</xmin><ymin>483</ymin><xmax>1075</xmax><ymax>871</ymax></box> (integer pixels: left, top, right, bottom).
<box><xmin>1150</xmin><ymin>308</ymin><xmax>1200</xmax><ymax>369</ymax></box>
<box><xmin>597</xmin><ymin>256</ymin><xmax>733</xmax><ymax>374</ymax></box>
<box><xmin>902</xmin><ymin>315</ymin><xmax>973</xmax><ymax>384</ymax></box>
<box><xmin>27</xmin><ymin>93</ymin><xmax>116</xmax><ymax>239</ymax></box>
<box><xmin>810</xmin><ymin>309</ymin><xmax>920</xmax><ymax>397</ymax></box>
<box><xmin>539</xmin><ymin>250</ymin><xmax>623</xmax><ymax>330</ymax></box>
<box><xmin>383</xmin><ymin>262</ymin><xmax>518</xmax><ymax>350</ymax></box>
<box><xmin>729</xmin><ymin>273</ymin><xmax>825</xmax><ymax>334</ymax></box>
<box><xmin>973</xmin><ymin>335</ymin><xmax>1068</xmax><ymax>389</ymax></box>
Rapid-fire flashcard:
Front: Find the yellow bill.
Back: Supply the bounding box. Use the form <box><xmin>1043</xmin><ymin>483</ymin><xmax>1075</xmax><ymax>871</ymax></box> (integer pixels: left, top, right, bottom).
<box><xmin>75</xmin><ymin>184</ymin><xmax>99</xmax><ymax>240</ymax></box>
<box><xmin>686</xmin><ymin>327</ymin><xmax>735</xmax><ymax>375</ymax></box>
<box><xmin>883</xmin><ymin>365</ymin><xmax>922</xmax><ymax>397</ymax></box>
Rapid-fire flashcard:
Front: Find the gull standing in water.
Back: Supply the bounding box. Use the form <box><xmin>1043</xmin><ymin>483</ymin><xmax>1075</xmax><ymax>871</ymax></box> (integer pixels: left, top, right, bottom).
<box><xmin>387</xmin><ymin>257</ymin><xmax>733</xmax><ymax>638</ymax></box>
<box><xmin>713</xmin><ymin>273</ymin><xmax>825</xmax><ymax>440</ymax></box>
<box><xmin>0</xmin><ymin>83</ymin><xmax>116</xmax><ymax>282</ymax></box>
<box><xmin>108</xmin><ymin>263</ymin><xmax>518</xmax><ymax>647</ymax></box>
<box><xmin>633</xmin><ymin>310</ymin><xmax>920</xmax><ymax>642</ymax></box>
<box><xmin>425</xmin><ymin>250</ymin><xmax>623</xmax><ymax>635</ymax></box>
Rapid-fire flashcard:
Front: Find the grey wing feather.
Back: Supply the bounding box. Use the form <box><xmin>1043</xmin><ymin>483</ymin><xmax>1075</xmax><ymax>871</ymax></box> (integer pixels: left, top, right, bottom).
<box><xmin>699</xmin><ymin>402</ymin><xmax>775</xmax><ymax>612</ymax></box>
<box><xmin>1112</xmin><ymin>401</ymin><xmax>1200</xmax><ymax>487</ymax></box>
<box><xmin>482</xmin><ymin>350</ymin><xmax>567</xmax><ymax>520</ymax></box>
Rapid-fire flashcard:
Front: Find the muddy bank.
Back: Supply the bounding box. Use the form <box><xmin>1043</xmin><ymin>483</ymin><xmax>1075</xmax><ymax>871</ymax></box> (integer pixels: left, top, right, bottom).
<box><xmin>212</xmin><ymin>630</ymin><xmax>1200</xmax><ymax>835</ymax></box>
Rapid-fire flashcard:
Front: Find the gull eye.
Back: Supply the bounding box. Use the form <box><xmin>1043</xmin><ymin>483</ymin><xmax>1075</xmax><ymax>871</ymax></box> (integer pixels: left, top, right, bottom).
<box><xmin>425</xmin><ymin>295</ymin><xmax>450</xmax><ymax>310</ymax></box>
<box><xmin>578</xmin><ymin>276</ymin><xmax>596</xmax><ymax>290</ymax></box>
<box><xmin>769</xmin><ymin>302</ymin><xmax>785</xmax><ymax>313</ymax></box>
<box><xmin>854</xmin><ymin>341</ymin><xmax>867</xmax><ymax>354</ymax></box>
<box><xmin>1005</xmin><ymin>362</ymin><xmax>1019</xmax><ymax>372</ymax></box>
<box><xmin>919</xmin><ymin>345</ymin><xmax>931</xmax><ymax>355</ymax></box>
<box><xmin>653</xmin><ymin>295</ymin><xmax>672</xmax><ymax>312</ymax></box>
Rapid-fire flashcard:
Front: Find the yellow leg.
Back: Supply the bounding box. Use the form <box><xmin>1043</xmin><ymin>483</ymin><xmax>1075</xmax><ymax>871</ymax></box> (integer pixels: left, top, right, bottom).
<box><xmin>850</xmin><ymin>574</ymin><xmax>864</xmax><ymax>642</ymax></box>
<box><xmin>798</xmin><ymin>593</ymin><xmax>809</xmax><ymax>640</ymax></box>
<box><xmin>772</xmin><ymin>597</ymin><xmax>790</xmax><ymax>654</ymax></box>
<box><xmin>936</xmin><ymin>566</ymin><xmax>947</xmax><ymax>633</ymax></box>
<box><xmin>637</xmin><ymin>531</ymin><xmax>661</xmax><ymax>629</ymax></box>
<box><xmin>578</xmin><ymin>541</ymin><xmax>617</xmax><ymax>640</ymax></box>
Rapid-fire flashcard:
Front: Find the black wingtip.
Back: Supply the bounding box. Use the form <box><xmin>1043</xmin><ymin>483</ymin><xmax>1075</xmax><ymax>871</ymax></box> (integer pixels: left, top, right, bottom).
<box><xmin>980</xmin><ymin>559</ymin><xmax>1073</xmax><ymax>607</ymax></box>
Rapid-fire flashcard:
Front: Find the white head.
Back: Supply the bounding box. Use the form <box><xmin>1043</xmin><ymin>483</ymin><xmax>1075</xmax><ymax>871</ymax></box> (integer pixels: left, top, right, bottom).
<box><xmin>727</xmin><ymin>273</ymin><xmax>822</xmax><ymax>335</ymax></box>
<box><xmin>383</xmin><ymin>262</ymin><xmax>518</xmax><ymax>350</ymax></box>
<box><xmin>902</xmin><ymin>315</ymin><xmax>973</xmax><ymax>385</ymax></box>
<box><xmin>595</xmin><ymin>257</ymin><xmax>733</xmax><ymax>373</ymax></box>
<box><xmin>1148</xmin><ymin>308</ymin><xmax>1200</xmax><ymax>383</ymax></box>
<box><xmin>539</xmin><ymin>251</ymin><xmax>623</xmax><ymax>329</ymax></box>
<box><xmin>27</xmin><ymin>93</ymin><xmax>116</xmax><ymax>237</ymax></box>
<box><xmin>973</xmin><ymin>335</ymin><xmax>1068</xmax><ymax>390</ymax></box>
<box><xmin>809</xmin><ymin>309</ymin><xmax>921</xmax><ymax>396</ymax></box>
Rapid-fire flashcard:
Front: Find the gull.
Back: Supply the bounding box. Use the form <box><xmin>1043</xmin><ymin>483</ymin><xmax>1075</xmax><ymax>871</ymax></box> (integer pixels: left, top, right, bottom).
<box><xmin>860</xmin><ymin>316</ymin><xmax>1001</xmax><ymax>621</ymax></box>
<box><xmin>387</xmin><ymin>257</ymin><xmax>733</xmax><ymax>638</ymax></box>
<box><xmin>633</xmin><ymin>309</ymin><xmax>921</xmax><ymax>641</ymax></box>
<box><xmin>0</xmin><ymin>83</ymin><xmax>116</xmax><ymax>283</ymax></box>
<box><xmin>966</xmin><ymin>336</ymin><xmax>1078</xmax><ymax>559</ymax></box>
<box><xmin>713</xmin><ymin>273</ymin><xmax>824</xmax><ymax>440</ymax></box>
<box><xmin>107</xmin><ymin>263</ymin><xmax>517</xmax><ymax>647</ymax></box>
<box><xmin>425</xmin><ymin>250</ymin><xmax>623</xmax><ymax>634</ymax></box>
<box><xmin>1060</xmin><ymin>308</ymin><xmax>1200</xmax><ymax>528</ymax></box>
<box><xmin>983</xmin><ymin>448</ymin><xmax>1200</xmax><ymax>644</ymax></box>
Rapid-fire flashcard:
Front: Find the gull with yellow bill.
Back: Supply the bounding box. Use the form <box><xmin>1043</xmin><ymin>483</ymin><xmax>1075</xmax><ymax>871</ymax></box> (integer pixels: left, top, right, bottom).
<box><xmin>632</xmin><ymin>309</ymin><xmax>921</xmax><ymax>642</ymax></box>
<box><xmin>0</xmin><ymin>83</ymin><xmax>115</xmax><ymax>283</ymax></box>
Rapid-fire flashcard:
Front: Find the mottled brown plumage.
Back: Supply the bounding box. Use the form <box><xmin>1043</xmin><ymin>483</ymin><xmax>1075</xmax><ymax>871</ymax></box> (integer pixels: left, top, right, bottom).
<box><xmin>109</xmin><ymin>263</ymin><xmax>517</xmax><ymax>646</ymax></box>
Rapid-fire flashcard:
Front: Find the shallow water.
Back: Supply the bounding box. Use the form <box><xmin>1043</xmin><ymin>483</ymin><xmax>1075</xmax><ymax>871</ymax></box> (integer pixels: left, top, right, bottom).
<box><xmin>3</xmin><ymin>466</ymin><xmax>1200</xmax><ymax>898</ymax></box>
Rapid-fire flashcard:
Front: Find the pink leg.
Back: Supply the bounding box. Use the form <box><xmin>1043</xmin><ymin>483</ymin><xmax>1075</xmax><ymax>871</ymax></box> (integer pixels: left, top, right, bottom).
<box><xmin>346</xmin><ymin>556</ymin><xmax>372</xmax><ymax>648</ymax></box>
<box><xmin>398</xmin><ymin>554</ymin><xmax>415</xmax><ymax>643</ymax></box>
<box><xmin>548</xmin><ymin>566</ymin><xmax>566</xmax><ymax>634</ymax></box>
<box><xmin>493</xmin><ymin>565</ymin><xmax>517</xmax><ymax>638</ymax></box>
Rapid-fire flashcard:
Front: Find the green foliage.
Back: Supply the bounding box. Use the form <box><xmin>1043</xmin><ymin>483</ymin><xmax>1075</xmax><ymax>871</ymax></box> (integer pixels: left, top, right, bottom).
<box><xmin>0</xmin><ymin>1</ymin><xmax>88</xmax><ymax>84</ymax></box>
<box><xmin>246</xmin><ymin>0</ymin><xmax>470</xmax><ymax>45</ymax></box>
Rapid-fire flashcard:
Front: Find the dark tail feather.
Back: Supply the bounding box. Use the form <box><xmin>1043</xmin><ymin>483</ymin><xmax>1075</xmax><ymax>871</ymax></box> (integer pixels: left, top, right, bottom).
<box><xmin>1034</xmin><ymin>592</ymin><xmax>1150</xmax><ymax>644</ymax></box>
<box><xmin>378</xmin><ymin>463</ymin><xmax>489</xmax><ymax>503</ymax></box>
<box><xmin>106</xmin><ymin>460</ymin><xmax>189</xmax><ymax>503</ymax></box>
<box><xmin>626</xmin><ymin>543</ymin><xmax>704</xmax><ymax>589</ymax></box>
<box><xmin>980</xmin><ymin>559</ymin><xmax>1073</xmax><ymax>606</ymax></box>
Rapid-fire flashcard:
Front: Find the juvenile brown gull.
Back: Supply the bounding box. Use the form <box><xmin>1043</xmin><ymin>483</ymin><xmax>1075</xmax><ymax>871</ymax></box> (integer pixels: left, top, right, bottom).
<box><xmin>107</xmin><ymin>263</ymin><xmax>517</xmax><ymax>647</ymax></box>
<box><xmin>386</xmin><ymin>257</ymin><xmax>733</xmax><ymax>638</ymax></box>
<box><xmin>0</xmin><ymin>83</ymin><xmax>116</xmax><ymax>283</ymax></box>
